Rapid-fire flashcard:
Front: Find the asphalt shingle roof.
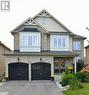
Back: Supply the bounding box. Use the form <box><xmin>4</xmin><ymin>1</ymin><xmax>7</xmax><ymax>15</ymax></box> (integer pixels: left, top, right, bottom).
<box><xmin>4</xmin><ymin>51</ymin><xmax>79</xmax><ymax>57</ymax></box>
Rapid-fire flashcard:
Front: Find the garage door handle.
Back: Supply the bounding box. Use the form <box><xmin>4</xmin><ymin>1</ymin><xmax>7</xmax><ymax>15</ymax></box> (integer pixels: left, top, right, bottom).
<box><xmin>40</xmin><ymin>73</ymin><xmax>42</xmax><ymax>75</ymax></box>
<box><xmin>17</xmin><ymin>73</ymin><xmax>21</xmax><ymax>75</ymax></box>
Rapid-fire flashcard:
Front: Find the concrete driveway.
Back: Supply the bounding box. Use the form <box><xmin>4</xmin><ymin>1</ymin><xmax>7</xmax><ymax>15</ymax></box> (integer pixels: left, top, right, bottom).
<box><xmin>0</xmin><ymin>81</ymin><xmax>63</xmax><ymax>95</ymax></box>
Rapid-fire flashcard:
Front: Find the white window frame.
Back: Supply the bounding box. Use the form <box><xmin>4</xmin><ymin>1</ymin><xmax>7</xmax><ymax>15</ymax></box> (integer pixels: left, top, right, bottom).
<box><xmin>20</xmin><ymin>32</ymin><xmax>41</xmax><ymax>52</ymax></box>
<box><xmin>50</xmin><ymin>35</ymin><xmax>69</xmax><ymax>51</ymax></box>
<box><xmin>73</xmin><ymin>41</ymin><xmax>81</xmax><ymax>50</ymax></box>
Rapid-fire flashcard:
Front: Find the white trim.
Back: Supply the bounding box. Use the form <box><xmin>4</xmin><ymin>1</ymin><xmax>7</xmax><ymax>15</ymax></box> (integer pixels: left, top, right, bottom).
<box><xmin>74</xmin><ymin>58</ymin><xmax>77</xmax><ymax>73</ymax></box>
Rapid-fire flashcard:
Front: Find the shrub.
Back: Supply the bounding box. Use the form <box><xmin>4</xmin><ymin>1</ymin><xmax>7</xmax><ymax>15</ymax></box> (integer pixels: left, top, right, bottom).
<box><xmin>75</xmin><ymin>72</ymin><xmax>87</xmax><ymax>82</ymax></box>
<box><xmin>80</xmin><ymin>65</ymin><xmax>89</xmax><ymax>82</ymax></box>
<box><xmin>84</xmin><ymin>73</ymin><xmax>89</xmax><ymax>82</ymax></box>
<box><xmin>69</xmin><ymin>79</ymin><xmax>83</xmax><ymax>90</ymax></box>
<box><xmin>61</xmin><ymin>73</ymin><xmax>76</xmax><ymax>86</ymax></box>
<box><xmin>61</xmin><ymin>72</ymin><xmax>83</xmax><ymax>90</ymax></box>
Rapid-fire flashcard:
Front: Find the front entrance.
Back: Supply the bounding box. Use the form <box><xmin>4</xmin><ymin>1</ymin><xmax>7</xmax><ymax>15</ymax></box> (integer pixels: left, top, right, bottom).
<box><xmin>31</xmin><ymin>62</ymin><xmax>51</xmax><ymax>80</ymax></box>
<box><xmin>8</xmin><ymin>63</ymin><xmax>29</xmax><ymax>80</ymax></box>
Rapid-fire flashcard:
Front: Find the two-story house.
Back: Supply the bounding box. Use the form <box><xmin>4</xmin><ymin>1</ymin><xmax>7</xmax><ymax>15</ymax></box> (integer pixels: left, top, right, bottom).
<box><xmin>4</xmin><ymin>9</ymin><xmax>86</xmax><ymax>81</ymax></box>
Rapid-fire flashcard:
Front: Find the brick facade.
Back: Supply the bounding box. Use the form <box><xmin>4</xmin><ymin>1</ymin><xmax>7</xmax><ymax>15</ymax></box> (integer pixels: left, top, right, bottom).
<box><xmin>85</xmin><ymin>45</ymin><xmax>89</xmax><ymax>64</ymax></box>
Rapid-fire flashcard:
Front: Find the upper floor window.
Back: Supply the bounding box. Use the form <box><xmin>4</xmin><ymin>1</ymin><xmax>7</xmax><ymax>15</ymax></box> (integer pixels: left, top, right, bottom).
<box><xmin>50</xmin><ymin>35</ymin><xmax>69</xmax><ymax>51</ymax></box>
<box><xmin>73</xmin><ymin>41</ymin><xmax>81</xmax><ymax>50</ymax></box>
<box><xmin>20</xmin><ymin>32</ymin><xmax>41</xmax><ymax>52</ymax></box>
<box><xmin>53</xmin><ymin>37</ymin><xmax>66</xmax><ymax>48</ymax></box>
<box><xmin>28</xmin><ymin>36</ymin><xmax>38</xmax><ymax>46</ymax></box>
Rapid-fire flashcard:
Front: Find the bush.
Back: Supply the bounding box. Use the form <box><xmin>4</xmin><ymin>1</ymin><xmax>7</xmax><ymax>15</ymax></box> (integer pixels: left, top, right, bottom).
<box><xmin>75</xmin><ymin>72</ymin><xmax>87</xmax><ymax>82</ymax></box>
<box><xmin>69</xmin><ymin>79</ymin><xmax>83</xmax><ymax>90</ymax></box>
<box><xmin>61</xmin><ymin>72</ymin><xmax>76</xmax><ymax>86</ymax></box>
<box><xmin>61</xmin><ymin>72</ymin><xmax>83</xmax><ymax>90</ymax></box>
<box><xmin>84</xmin><ymin>73</ymin><xmax>89</xmax><ymax>82</ymax></box>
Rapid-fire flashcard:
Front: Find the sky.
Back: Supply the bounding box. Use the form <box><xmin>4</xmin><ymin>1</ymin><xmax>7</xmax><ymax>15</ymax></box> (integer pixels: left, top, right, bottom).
<box><xmin>0</xmin><ymin>0</ymin><xmax>89</xmax><ymax>50</ymax></box>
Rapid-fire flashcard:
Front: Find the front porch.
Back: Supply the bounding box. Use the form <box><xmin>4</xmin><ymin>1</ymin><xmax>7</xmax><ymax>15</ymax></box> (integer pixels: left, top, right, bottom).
<box><xmin>53</xmin><ymin>57</ymin><xmax>74</xmax><ymax>82</ymax></box>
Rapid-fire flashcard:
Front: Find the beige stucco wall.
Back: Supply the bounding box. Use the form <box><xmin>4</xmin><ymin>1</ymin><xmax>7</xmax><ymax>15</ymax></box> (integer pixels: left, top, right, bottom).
<box><xmin>5</xmin><ymin>55</ymin><xmax>54</xmax><ymax>81</ymax></box>
<box><xmin>35</xmin><ymin>17</ymin><xmax>68</xmax><ymax>32</ymax></box>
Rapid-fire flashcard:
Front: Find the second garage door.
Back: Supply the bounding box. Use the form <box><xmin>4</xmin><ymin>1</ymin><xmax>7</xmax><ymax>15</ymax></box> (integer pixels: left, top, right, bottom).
<box><xmin>31</xmin><ymin>62</ymin><xmax>51</xmax><ymax>80</ymax></box>
<box><xmin>8</xmin><ymin>63</ymin><xmax>29</xmax><ymax>80</ymax></box>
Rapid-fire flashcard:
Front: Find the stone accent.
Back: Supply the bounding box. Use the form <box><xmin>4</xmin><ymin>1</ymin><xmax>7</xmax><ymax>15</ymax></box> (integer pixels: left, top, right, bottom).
<box><xmin>14</xmin><ymin>32</ymin><xmax>20</xmax><ymax>51</ymax></box>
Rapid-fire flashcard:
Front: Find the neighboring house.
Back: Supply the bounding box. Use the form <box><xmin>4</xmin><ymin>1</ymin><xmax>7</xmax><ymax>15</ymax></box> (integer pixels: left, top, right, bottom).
<box><xmin>85</xmin><ymin>45</ymin><xmax>89</xmax><ymax>64</ymax></box>
<box><xmin>0</xmin><ymin>41</ymin><xmax>11</xmax><ymax>77</ymax></box>
<box><xmin>4</xmin><ymin>9</ymin><xmax>86</xmax><ymax>81</ymax></box>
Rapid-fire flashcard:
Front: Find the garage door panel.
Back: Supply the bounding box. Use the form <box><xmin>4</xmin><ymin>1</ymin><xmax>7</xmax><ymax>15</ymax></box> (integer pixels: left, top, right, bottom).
<box><xmin>8</xmin><ymin>63</ymin><xmax>29</xmax><ymax>80</ymax></box>
<box><xmin>31</xmin><ymin>63</ymin><xmax>51</xmax><ymax>80</ymax></box>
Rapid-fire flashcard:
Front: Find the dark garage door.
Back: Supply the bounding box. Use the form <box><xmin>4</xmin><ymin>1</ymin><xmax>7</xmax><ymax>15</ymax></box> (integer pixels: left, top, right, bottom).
<box><xmin>31</xmin><ymin>62</ymin><xmax>51</xmax><ymax>80</ymax></box>
<box><xmin>8</xmin><ymin>63</ymin><xmax>29</xmax><ymax>80</ymax></box>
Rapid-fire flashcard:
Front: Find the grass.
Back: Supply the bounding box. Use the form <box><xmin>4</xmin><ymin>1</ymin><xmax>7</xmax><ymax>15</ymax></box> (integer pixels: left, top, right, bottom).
<box><xmin>64</xmin><ymin>83</ymin><xmax>89</xmax><ymax>95</ymax></box>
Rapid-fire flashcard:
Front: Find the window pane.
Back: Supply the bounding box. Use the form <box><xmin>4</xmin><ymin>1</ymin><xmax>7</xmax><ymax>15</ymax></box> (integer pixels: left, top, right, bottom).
<box><xmin>58</xmin><ymin>38</ymin><xmax>61</xmax><ymax>47</ymax></box>
<box><xmin>62</xmin><ymin>37</ymin><xmax>66</xmax><ymax>47</ymax></box>
<box><xmin>73</xmin><ymin>41</ymin><xmax>81</xmax><ymax>50</ymax></box>
<box><xmin>21</xmin><ymin>35</ymin><xmax>27</xmax><ymax>46</ymax></box>
<box><xmin>77</xmin><ymin>42</ymin><xmax>81</xmax><ymax>49</ymax></box>
<box><xmin>28</xmin><ymin>36</ymin><xmax>32</xmax><ymax>46</ymax></box>
<box><xmin>54</xmin><ymin>69</ymin><xmax>59</xmax><ymax>74</ymax></box>
<box><xmin>54</xmin><ymin>38</ymin><xmax>57</xmax><ymax>48</ymax></box>
<box><xmin>33</xmin><ymin>36</ymin><xmax>37</xmax><ymax>46</ymax></box>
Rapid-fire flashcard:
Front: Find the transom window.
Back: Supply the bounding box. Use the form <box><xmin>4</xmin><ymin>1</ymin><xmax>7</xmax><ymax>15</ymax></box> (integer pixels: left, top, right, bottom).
<box><xmin>73</xmin><ymin>41</ymin><xmax>81</xmax><ymax>50</ymax></box>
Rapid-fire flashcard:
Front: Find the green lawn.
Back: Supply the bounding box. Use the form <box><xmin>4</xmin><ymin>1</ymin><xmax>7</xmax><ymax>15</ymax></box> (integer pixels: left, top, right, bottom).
<box><xmin>64</xmin><ymin>83</ymin><xmax>89</xmax><ymax>95</ymax></box>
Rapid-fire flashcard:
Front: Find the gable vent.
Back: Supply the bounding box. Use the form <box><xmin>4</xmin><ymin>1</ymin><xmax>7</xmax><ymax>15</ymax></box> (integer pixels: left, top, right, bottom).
<box><xmin>37</xmin><ymin>9</ymin><xmax>50</xmax><ymax>17</ymax></box>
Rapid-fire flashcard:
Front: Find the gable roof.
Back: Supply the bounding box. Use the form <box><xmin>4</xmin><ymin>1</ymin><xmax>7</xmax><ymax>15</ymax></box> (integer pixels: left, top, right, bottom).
<box><xmin>11</xmin><ymin>17</ymin><xmax>48</xmax><ymax>34</ymax></box>
<box><xmin>33</xmin><ymin>9</ymin><xmax>74</xmax><ymax>33</ymax></box>
<box><xmin>73</xmin><ymin>34</ymin><xmax>86</xmax><ymax>39</ymax></box>
<box><xmin>0</xmin><ymin>41</ymin><xmax>11</xmax><ymax>51</ymax></box>
<box><xmin>33</xmin><ymin>9</ymin><xmax>86</xmax><ymax>39</ymax></box>
<box><xmin>11</xmin><ymin>9</ymin><xmax>86</xmax><ymax>39</ymax></box>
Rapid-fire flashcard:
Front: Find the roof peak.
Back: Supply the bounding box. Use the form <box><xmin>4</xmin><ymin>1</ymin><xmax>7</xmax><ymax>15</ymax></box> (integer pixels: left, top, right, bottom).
<box><xmin>23</xmin><ymin>17</ymin><xmax>37</xmax><ymax>25</ymax></box>
<box><xmin>33</xmin><ymin>9</ymin><xmax>51</xmax><ymax>18</ymax></box>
